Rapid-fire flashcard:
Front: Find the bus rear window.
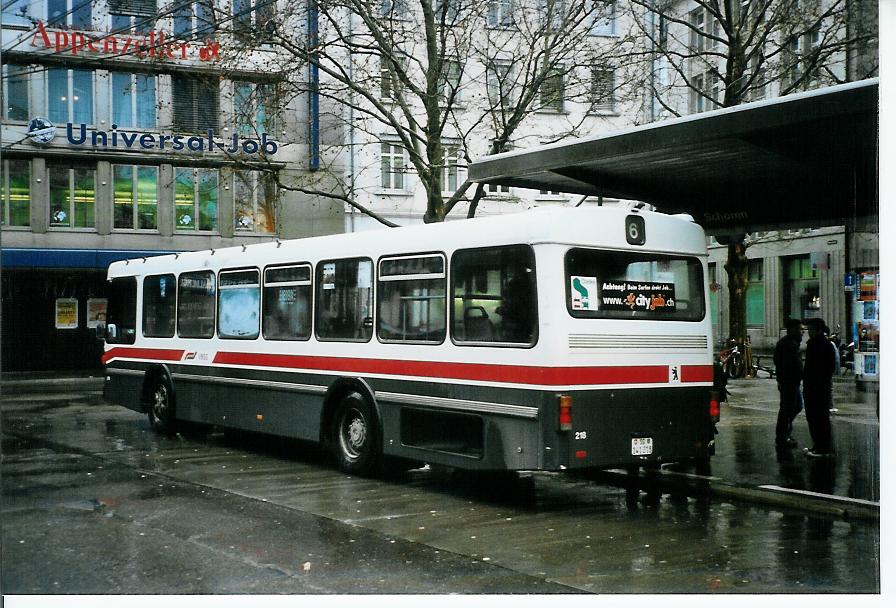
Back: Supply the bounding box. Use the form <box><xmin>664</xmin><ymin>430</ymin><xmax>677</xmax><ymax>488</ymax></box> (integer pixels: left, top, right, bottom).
<box><xmin>565</xmin><ymin>248</ymin><xmax>705</xmax><ymax>321</ymax></box>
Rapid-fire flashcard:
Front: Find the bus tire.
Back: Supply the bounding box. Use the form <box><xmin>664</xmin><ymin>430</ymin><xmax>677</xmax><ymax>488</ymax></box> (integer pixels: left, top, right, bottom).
<box><xmin>331</xmin><ymin>391</ymin><xmax>380</xmax><ymax>476</ymax></box>
<box><xmin>147</xmin><ymin>374</ymin><xmax>177</xmax><ymax>435</ymax></box>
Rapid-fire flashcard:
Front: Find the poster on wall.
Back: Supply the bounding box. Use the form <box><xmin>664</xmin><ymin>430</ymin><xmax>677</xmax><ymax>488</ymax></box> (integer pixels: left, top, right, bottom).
<box><xmin>55</xmin><ymin>298</ymin><xmax>78</xmax><ymax>329</ymax></box>
<box><xmin>86</xmin><ymin>299</ymin><xmax>108</xmax><ymax>328</ymax></box>
<box><xmin>859</xmin><ymin>272</ymin><xmax>878</xmax><ymax>301</ymax></box>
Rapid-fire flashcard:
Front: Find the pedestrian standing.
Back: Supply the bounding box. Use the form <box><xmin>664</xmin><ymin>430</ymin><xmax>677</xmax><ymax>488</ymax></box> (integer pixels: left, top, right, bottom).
<box><xmin>773</xmin><ymin>318</ymin><xmax>803</xmax><ymax>448</ymax></box>
<box><xmin>803</xmin><ymin>318</ymin><xmax>837</xmax><ymax>457</ymax></box>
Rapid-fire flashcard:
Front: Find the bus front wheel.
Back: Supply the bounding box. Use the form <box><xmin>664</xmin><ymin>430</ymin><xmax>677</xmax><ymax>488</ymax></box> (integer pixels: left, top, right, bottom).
<box><xmin>147</xmin><ymin>375</ymin><xmax>177</xmax><ymax>435</ymax></box>
<box><xmin>331</xmin><ymin>392</ymin><xmax>380</xmax><ymax>476</ymax></box>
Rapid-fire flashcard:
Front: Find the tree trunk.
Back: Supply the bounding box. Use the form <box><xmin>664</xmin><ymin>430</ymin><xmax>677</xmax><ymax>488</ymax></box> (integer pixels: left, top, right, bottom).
<box><xmin>724</xmin><ymin>237</ymin><xmax>749</xmax><ymax>342</ymax></box>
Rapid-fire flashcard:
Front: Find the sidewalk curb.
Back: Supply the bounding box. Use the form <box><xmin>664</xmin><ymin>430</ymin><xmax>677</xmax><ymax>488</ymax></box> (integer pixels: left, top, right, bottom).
<box><xmin>1</xmin><ymin>377</ymin><xmax>105</xmax><ymax>395</ymax></box>
<box><xmin>593</xmin><ymin>469</ymin><xmax>879</xmax><ymax>521</ymax></box>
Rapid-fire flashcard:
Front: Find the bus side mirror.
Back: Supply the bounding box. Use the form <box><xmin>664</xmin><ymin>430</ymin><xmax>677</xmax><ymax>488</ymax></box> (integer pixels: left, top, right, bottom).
<box><xmin>106</xmin><ymin>323</ymin><xmax>118</xmax><ymax>340</ymax></box>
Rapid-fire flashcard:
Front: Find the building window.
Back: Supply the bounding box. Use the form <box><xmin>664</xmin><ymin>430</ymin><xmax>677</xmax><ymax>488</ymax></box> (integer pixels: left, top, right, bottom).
<box><xmin>708</xmin><ymin>262</ymin><xmax>721</xmax><ymax>338</ymax></box>
<box><xmin>174</xmin><ymin>167</ymin><xmax>218</xmax><ymax>231</ymax></box>
<box><xmin>2</xmin><ymin>0</ymin><xmax>31</xmax><ymax>26</ymax></box>
<box><xmin>378</xmin><ymin>254</ymin><xmax>447</xmax><ymax>343</ymax></box>
<box><xmin>111</xmin><ymin>72</ymin><xmax>156</xmax><ymax>128</ymax></box>
<box><xmin>435</xmin><ymin>0</ymin><xmax>460</xmax><ymax>21</ymax></box>
<box><xmin>590</xmin><ymin>65</ymin><xmax>615</xmax><ymax>113</ymax></box>
<box><xmin>784</xmin><ymin>255</ymin><xmax>820</xmax><ymax>322</ymax></box>
<box><xmin>233</xmin><ymin>0</ymin><xmax>276</xmax><ymax>42</ymax></box>
<box><xmin>379</xmin><ymin>0</ymin><xmax>411</xmax><ymax>17</ymax></box>
<box><xmin>381</xmin><ymin>142</ymin><xmax>406</xmax><ymax>191</ymax></box>
<box><xmin>2</xmin><ymin>64</ymin><xmax>29</xmax><ymax>121</ymax></box>
<box><xmin>173</xmin><ymin>0</ymin><xmax>215</xmax><ymax>37</ymax></box>
<box><xmin>451</xmin><ymin>245</ymin><xmax>537</xmax><ymax>344</ymax></box>
<box><xmin>48</xmin><ymin>162</ymin><xmax>95</xmax><ymax>229</ymax></box>
<box><xmin>113</xmin><ymin>165</ymin><xmax>158</xmax><ymax>230</ymax></box>
<box><xmin>171</xmin><ymin>73</ymin><xmax>219</xmax><ymax>132</ymax></box>
<box><xmin>48</xmin><ymin>68</ymin><xmax>93</xmax><ymax>125</ymax></box>
<box><xmin>316</xmin><ymin>258</ymin><xmax>374</xmax><ymax>342</ymax></box>
<box><xmin>690</xmin><ymin>71</ymin><xmax>719</xmax><ymax>113</ymax></box>
<box><xmin>1</xmin><ymin>159</ymin><xmax>30</xmax><ymax>227</ymax></box>
<box><xmin>539</xmin><ymin>68</ymin><xmax>564</xmax><ymax>112</ymax></box>
<box><xmin>486</xmin><ymin>0</ymin><xmax>513</xmax><ymax>27</ymax></box>
<box><xmin>540</xmin><ymin>0</ymin><xmax>566</xmax><ymax>29</ymax></box>
<box><xmin>234</xmin><ymin>81</ymin><xmax>275</xmax><ymax>136</ymax></box>
<box><xmin>441</xmin><ymin>145</ymin><xmax>464</xmax><ymax>195</ymax></box>
<box><xmin>746</xmin><ymin>258</ymin><xmax>764</xmax><ymax>326</ymax></box>
<box><xmin>380</xmin><ymin>55</ymin><xmax>403</xmax><ymax>101</ymax></box>
<box><xmin>439</xmin><ymin>60</ymin><xmax>462</xmax><ymax>104</ymax></box>
<box><xmin>263</xmin><ymin>264</ymin><xmax>312</xmax><ymax>341</ymax></box>
<box><xmin>590</xmin><ymin>0</ymin><xmax>616</xmax><ymax>36</ymax></box>
<box><xmin>109</xmin><ymin>0</ymin><xmax>157</xmax><ymax>34</ymax></box>
<box><xmin>48</xmin><ymin>0</ymin><xmax>91</xmax><ymax>28</ymax></box>
<box><xmin>487</xmin><ymin>59</ymin><xmax>513</xmax><ymax>108</ymax></box>
<box><xmin>234</xmin><ymin>170</ymin><xmax>276</xmax><ymax>233</ymax></box>
<box><xmin>487</xmin><ymin>183</ymin><xmax>510</xmax><ymax>195</ymax></box>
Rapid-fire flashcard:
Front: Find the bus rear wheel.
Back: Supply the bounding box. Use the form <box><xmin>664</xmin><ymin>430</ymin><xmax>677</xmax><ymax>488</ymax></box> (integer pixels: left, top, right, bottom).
<box><xmin>331</xmin><ymin>392</ymin><xmax>380</xmax><ymax>476</ymax></box>
<box><xmin>147</xmin><ymin>375</ymin><xmax>177</xmax><ymax>435</ymax></box>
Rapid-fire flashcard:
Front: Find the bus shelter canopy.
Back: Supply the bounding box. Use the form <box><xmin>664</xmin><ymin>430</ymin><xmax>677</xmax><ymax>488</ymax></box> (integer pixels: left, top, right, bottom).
<box><xmin>469</xmin><ymin>79</ymin><xmax>878</xmax><ymax>236</ymax></box>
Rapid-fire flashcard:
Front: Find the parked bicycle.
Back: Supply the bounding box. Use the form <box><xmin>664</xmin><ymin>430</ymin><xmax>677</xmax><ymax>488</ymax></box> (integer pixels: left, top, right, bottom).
<box><xmin>718</xmin><ymin>336</ymin><xmax>754</xmax><ymax>379</ymax></box>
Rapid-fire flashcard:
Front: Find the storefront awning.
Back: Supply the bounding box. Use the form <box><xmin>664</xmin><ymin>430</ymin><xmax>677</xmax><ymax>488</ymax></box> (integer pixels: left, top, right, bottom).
<box><xmin>469</xmin><ymin>79</ymin><xmax>878</xmax><ymax>235</ymax></box>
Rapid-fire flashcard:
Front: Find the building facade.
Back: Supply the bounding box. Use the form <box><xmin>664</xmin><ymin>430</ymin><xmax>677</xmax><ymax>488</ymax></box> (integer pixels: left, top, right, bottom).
<box><xmin>1</xmin><ymin>0</ymin><xmax>343</xmax><ymax>371</ymax></box>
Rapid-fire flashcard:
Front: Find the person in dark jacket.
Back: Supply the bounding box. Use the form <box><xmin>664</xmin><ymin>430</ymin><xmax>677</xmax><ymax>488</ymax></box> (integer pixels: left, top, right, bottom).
<box><xmin>773</xmin><ymin>318</ymin><xmax>804</xmax><ymax>448</ymax></box>
<box><xmin>802</xmin><ymin>318</ymin><xmax>837</xmax><ymax>457</ymax></box>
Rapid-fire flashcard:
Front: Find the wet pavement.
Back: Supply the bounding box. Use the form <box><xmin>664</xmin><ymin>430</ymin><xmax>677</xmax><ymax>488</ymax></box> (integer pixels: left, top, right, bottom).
<box><xmin>0</xmin><ymin>375</ymin><xmax>881</xmax><ymax>594</ymax></box>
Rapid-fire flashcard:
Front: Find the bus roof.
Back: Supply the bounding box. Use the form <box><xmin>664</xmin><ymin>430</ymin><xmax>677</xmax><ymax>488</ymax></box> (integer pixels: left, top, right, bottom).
<box><xmin>107</xmin><ymin>206</ymin><xmax>706</xmax><ymax>278</ymax></box>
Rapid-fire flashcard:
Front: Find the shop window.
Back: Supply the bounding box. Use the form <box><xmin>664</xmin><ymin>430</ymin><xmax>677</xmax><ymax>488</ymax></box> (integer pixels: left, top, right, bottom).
<box><xmin>2</xmin><ymin>64</ymin><xmax>29</xmax><ymax>121</ymax></box>
<box><xmin>234</xmin><ymin>170</ymin><xmax>276</xmax><ymax>233</ymax></box>
<box><xmin>111</xmin><ymin>72</ymin><xmax>156</xmax><ymax>128</ymax></box>
<box><xmin>48</xmin><ymin>68</ymin><xmax>94</xmax><ymax>125</ymax></box>
<box><xmin>171</xmin><ymin>73</ymin><xmax>219</xmax><ymax>132</ymax></box>
<box><xmin>316</xmin><ymin>258</ymin><xmax>373</xmax><ymax>342</ymax></box>
<box><xmin>746</xmin><ymin>258</ymin><xmax>764</xmax><ymax>326</ymax></box>
<box><xmin>48</xmin><ymin>0</ymin><xmax>91</xmax><ymax>28</ymax></box>
<box><xmin>173</xmin><ymin>0</ymin><xmax>216</xmax><ymax>37</ymax></box>
<box><xmin>48</xmin><ymin>162</ymin><xmax>95</xmax><ymax>229</ymax></box>
<box><xmin>263</xmin><ymin>264</ymin><xmax>312</xmax><ymax>341</ymax></box>
<box><xmin>378</xmin><ymin>254</ymin><xmax>446</xmax><ymax>343</ymax></box>
<box><xmin>784</xmin><ymin>255</ymin><xmax>820</xmax><ymax>321</ymax></box>
<box><xmin>177</xmin><ymin>271</ymin><xmax>216</xmax><ymax>338</ymax></box>
<box><xmin>1</xmin><ymin>159</ymin><xmax>30</xmax><ymax>227</ymax></box>
<box><xmin>113</xmin><ymin>165</ymin><xmax>158</xmax><ymax>230</ymax></box>
<box><xmin>174</xmin><ymin>168</ymin><xmax>218</xmax><ymax>232</ymax></box>
<box><xmin>143</xmin><ymin>274</ymin><xmax>176</xmax><ymax>338</ymax></box>
<box><xmin>218</xmin><ymin>269</ymin><xmax>260</xmax><ymax>339</ymax></box>
<box><xmin>451</xmin><ymin>245</ymin><xmax>537</xmax><ymax>345</ymax></box>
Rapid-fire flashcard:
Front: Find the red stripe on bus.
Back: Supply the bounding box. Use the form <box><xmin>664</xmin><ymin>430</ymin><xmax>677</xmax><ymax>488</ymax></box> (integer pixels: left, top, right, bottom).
<box><xmin>681</xmin><ymin>365</ymin><xmax>715</xmax><ymax>383</ymax></box>
<box><xmin>212</xmin><ymin>352</ymin><xmax>712</xmax><ymax>386</ymax></box>
<box><xmin>102</xmin><ymin>347</ymin><xmax>185</xmax><ymax>365</ymax></box>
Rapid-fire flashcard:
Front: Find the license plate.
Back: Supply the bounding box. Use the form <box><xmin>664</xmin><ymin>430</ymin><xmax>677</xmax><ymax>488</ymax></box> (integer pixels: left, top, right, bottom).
<box><xmin>631</xmin><ymin>437</ymin><xmax>653</xmax><ymax>456</ymax></box>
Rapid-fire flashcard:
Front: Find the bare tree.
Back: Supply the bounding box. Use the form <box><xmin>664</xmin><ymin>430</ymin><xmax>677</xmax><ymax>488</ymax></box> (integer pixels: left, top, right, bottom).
<box><xmin>215</xmin><ymin>0</ymin><xmax>640</xmax><ymax>225</ymax></box>
<box><xmin>623</xmin><ymin>0</ymin><xmax>877</xmax><ymax>343</ymax></box>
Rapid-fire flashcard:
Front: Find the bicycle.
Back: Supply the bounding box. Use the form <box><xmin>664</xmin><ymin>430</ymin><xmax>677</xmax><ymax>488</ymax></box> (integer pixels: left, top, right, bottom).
<box><xmin>718</xmin><ymin>336</ymin><xmax>754</xmax><ymax>379</ymax></box>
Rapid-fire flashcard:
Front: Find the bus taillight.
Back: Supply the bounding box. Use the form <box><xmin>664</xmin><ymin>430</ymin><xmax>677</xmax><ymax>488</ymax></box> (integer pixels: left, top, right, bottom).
<box><xmin>559</xmin><ymin>395</ymin><xmax>573</xmax><ymax>431</ymax></box>
<box><xmin>709</xmin><ymin>392</ymin><xmax>721</xmax><ymax>422</ymax></box>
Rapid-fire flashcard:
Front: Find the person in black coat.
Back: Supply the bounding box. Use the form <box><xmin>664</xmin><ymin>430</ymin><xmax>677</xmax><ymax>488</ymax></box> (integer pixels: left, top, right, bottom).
<box><xmin>802</xmin><ymin>318</ymin><xmax>837</xmax><ymax>457</ymax></box>
<box><xmin>773</xmin><ymin>318</ymin><xmax>804</xmax><ymax>448</ymax></box>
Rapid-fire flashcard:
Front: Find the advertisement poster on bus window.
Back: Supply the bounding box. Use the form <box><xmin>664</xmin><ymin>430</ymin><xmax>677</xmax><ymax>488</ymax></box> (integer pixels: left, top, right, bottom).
<box><xmin>322</xmin><ymin>263</ymin><xmax>336</xmax><ymax>289</ymax></box>
<box><xmin>570</xmin><ymin>276</ymin><xmax>598</xmax><ymax>310</ymax></box>
<box><xmin>55</xmin><ymin>298</ymin><xmax>78</xmax><ymax>329</ymax></box>
<box><xmin>600</xmin><ymin>281</ymin><xmax>676</xmax><ymax>313</ymax></box>
<box><xmin>86</xmin><ymin>298</ymin><xmax>108</xmax><ymax>328</ymax></box>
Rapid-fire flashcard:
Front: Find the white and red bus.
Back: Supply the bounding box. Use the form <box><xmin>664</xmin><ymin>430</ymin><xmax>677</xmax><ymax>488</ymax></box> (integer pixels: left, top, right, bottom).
<box><xmin>102</xmin><ymin>206</ymin><xmax>719</xmax><ymax>475</ymax></box>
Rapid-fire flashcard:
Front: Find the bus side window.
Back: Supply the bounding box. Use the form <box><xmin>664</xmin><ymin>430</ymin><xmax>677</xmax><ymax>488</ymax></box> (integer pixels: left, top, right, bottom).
<box><xmin>451</xmin><ymin>245</ymin><xmax>537</xmax><ymax>345</ymax></box>
<box><xmin>106</xmin><ymin>277</ymin><xmax>137</xmax><ymax>344</ymax></box>
<box><xmin>377</xmin><ymin>254</ymin><xmax>446</xmax><ymax>343</ymax></box>
<box><xmin>218</xmin><ymin>269</ymin><xmax>260</xmax><ymax>340</ymax></box>
<box><xmin>177</xmin><ymin>271</ymin><xmax>216</xmax><ymax>338</ymax></box>
<box><xmin>143</xmin><ymin>274</ymin><xmax>176</xmax><ymax>338</ymax></box>
<box><xmin>263</xmin><ymin>264</ymin><xmax>312</xmax><ymax>341</ymax></box>
<box><xmin>316</xmin><ymin>258</ymin><xmax>373</xmax><ymax>342</ymax></box>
